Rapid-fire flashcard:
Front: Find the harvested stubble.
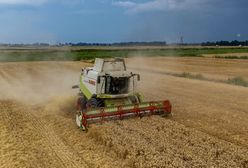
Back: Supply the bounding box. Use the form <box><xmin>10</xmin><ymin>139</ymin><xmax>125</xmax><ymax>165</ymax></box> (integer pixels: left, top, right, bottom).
<box><xmin>88</xmin><ymin>117</ymin><xmax>248</xmax><ymax>168</ymax></box>
<box><xmin>1</xmin><ymin>60</ymin><xmax>248</xmax><ymax>168</ymax></box>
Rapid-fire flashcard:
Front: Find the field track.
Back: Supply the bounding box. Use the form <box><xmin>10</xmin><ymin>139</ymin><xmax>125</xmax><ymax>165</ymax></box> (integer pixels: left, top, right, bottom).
<box><xmin>0</xmin><ymin>58</ymin><xmax>248</xmax><ymax>168</ymax></box>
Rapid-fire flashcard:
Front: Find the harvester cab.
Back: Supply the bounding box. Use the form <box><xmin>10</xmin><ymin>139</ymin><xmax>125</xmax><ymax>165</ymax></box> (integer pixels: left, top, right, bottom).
<box><xmin>73</xmin><ymin>58</ymin><xmax>171</xmax><ymax>131</ymax></box>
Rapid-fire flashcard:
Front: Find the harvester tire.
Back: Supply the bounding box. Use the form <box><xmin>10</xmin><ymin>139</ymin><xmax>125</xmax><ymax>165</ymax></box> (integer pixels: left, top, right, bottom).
<box><xmin>78</xmin><ymin>96</ymin><xmax>87</xmax><ymax>111</ymax></box>
<box><xmin>88</xmin><ymin>98</ymin><xmax>104</xmax><ymax>108</ymax></box>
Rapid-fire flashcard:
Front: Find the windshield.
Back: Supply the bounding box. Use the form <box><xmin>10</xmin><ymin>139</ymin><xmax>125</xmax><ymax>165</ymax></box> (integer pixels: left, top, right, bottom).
<box><xmin>105</xmin><ymin>76</ymin><xmax>129</xmax><ymax>94</ymax></box>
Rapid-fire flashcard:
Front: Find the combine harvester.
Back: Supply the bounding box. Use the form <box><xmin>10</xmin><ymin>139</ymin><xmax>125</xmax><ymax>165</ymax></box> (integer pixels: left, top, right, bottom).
<box><xmin>73</xmin><ymin>58</ymin><xmax>172</xmax><ymax>131</ymax></box>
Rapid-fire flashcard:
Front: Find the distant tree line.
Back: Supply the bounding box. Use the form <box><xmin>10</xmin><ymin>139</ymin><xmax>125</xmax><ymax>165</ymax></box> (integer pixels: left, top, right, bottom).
<box><xmin>0</xmin><ymin>41</ymin><xmax>168</xmax><ymax>47</ymax></box>
<box><xmin>67</xmin><ymin>41</ymin><xmax>167</xmax><ymax>46</ymax></box>
<box><xmin>201</xmin><ymin>40</ymin><xmax>248</xmax><ymax>46</ymax></box>
<box><xmin>0</xmin><ymin>43</ymin><xmax>50</xmax><ymax>47</ymax></box>
<box><xmin>2</xmin><ymin>40</ymin><xmax>248</xmax><ymax>47</ymax></box>
<box><xmin>65</xmin><ymin>42</ymin><xmax>110</xmax><ymax>46</ymax></box>
<box><xmin>112</xmin><ymin>41</ymin><xmax>167</xmax><ymax>46</ymax></box>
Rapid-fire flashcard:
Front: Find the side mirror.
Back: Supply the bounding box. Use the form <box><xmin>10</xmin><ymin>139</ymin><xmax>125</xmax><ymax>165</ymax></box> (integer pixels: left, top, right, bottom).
<box><xmin>137</xmin><ymin>74</ymin><xmax>140</xmax><ymax>81</ymax></box>
<box><xmin>97</xmin><ymin>76</ymin><xmax>101</xmax><ymax>84</ymax></box>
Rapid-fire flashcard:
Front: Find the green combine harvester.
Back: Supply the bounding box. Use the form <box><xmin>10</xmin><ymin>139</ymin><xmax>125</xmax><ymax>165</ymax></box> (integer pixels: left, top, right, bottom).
<box><xmin>73</xmin><ymin>58</ymin><xmax>172</xmax><ymax>131</ymax></box>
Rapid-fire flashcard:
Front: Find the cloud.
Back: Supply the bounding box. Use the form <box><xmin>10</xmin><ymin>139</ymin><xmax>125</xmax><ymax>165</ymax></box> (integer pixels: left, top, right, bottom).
<box><xmin>112</xmin><ymin>1</ymin><xmax>136</xmax><ymax>8</ymax></box>
<box><xmin>0</xmin><ymin>0</ymin><xmax>83</xmax><ymax>6</ymax></box>
<box><xmin>0</xmin><ymin>0</ymin><xmax>48</xmax><ymax>6</ymax></box>
<box><xmin>113</xmin><ymin>0</ymin><xmax>204</xmax><ymax>14</ymax></box>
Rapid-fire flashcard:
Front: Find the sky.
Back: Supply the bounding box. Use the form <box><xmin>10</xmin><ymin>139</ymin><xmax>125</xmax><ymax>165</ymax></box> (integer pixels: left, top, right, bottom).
<box><xmin>0</xmin><ymin>0</ymin><xmax>247</xmax><ymax>44</ymax></box>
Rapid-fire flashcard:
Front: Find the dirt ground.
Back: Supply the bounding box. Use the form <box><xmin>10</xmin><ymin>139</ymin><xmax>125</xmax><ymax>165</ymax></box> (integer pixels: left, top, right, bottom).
<box><xmin>203</xmin><ymin>53</ymin><xmax>248</xmax><ymax>57</ymax></box>
<box><xmin>0</xmin><ymin>58</ymin><xmax>248</xmax><ymax>168</ymax></box>
<box><xmin>126</xmin><ymin>57</ymin><xmax>248</xmax><ymax>81</ymax></box>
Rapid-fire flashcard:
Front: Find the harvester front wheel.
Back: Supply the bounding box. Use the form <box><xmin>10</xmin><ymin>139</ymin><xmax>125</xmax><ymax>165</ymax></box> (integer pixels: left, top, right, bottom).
<box><xmin>77</xmin><ymin>96</ymin><xmax>87</xmax><ymax>111</ymax></box>
<box><xmin>87</xmin><ymin>97</ymin><xmax>104</xmax><ymax>108</ymax></box>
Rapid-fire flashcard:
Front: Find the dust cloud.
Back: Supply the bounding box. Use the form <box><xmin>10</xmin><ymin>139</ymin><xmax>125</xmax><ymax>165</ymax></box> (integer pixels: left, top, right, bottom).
<box><xmin>0</xmin><ymin>61</ymin><xmax>87</xmax><ymax>104</ymax></box>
